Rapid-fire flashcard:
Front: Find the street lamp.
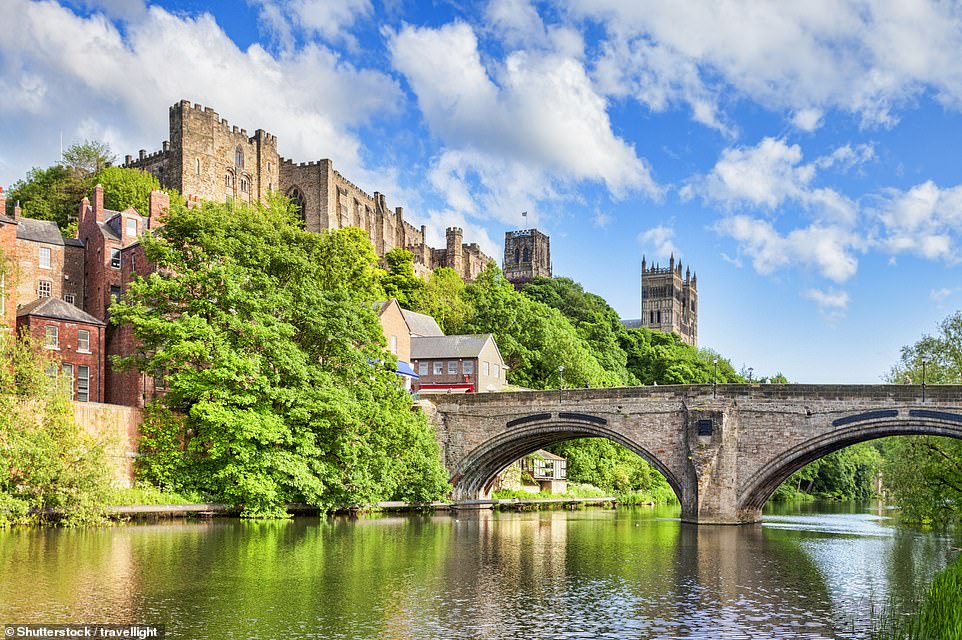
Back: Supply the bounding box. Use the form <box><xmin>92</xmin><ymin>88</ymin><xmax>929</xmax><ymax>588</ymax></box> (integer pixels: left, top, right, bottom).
<box><xmin>747</xmin><ymin>367</ymin><xmax>754</xmax><ymax>384</ymax></box>
<box><xmin>559</xmin><ymin>365</ymin><xmax>565</xmax><ymax>403</ymax></box>
<box><xmin>713</xmin><ymin>357</ymin><xmax>719</xmax><ymax>398</ymax></box>
<box><xmin>922</xmin><ymin>358</ymin><xmax>928</xmax><ymax>403</ymax></box>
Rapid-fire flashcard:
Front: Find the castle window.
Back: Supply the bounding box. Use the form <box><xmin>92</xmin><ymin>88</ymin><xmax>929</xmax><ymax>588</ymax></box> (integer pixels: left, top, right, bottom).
<box><xmin>225</xmin><ymin>173</ymin><xmax>233</xmax><ymax>189</ymax></box>
<box><xmin>235</xmin><ymin>146</ymin><xmax>244</xmax><ymax>168</ymax></box>
<box><xmin>523</xmin><ymin>247</ymin><xmax>530</xmax><ymax>263</ymax></box>
<box><xmin>657</xmin><ymin>310</ymin><xmax>661</xmax><ymax>323</ymax></box>
<box><xmin>515</xmin><ymin>247</ymin><xmax>520</xmax><ymax>265</ymax></box>
<box><xmin>267</xmin><ymin>161</ymin><xmax>272</xmax><ymax>173</ymax></box>
<box><xmin>195</xmin><ymin>158</ymin><xmax>200</xmax><ymax>175</ymax></box>
<box><xmin>240</xmin><ymin>178</ymin><xmax>248</xmax><ymax>193</ymax></box>
<box><xmin>650</xmin><ymin>310</ymin><xmax>654</xmax><ymax>324</ymax></box>
<box><xmin>288</xmin><ymin>187</ymin><xmax>306</xmax><ymax>222</ymax></box>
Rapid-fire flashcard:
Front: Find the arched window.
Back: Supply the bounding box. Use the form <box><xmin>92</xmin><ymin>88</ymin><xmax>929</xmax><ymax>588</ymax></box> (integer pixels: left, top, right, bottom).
<box><xmin>225</xmin><ymin>172</ymin><xmax>233</xmax><ymax>188</ymax></box>
<box><xmin>523</xmin><ymin>247</ymin><xmax>530</xmax><ymax>263</ymax></box>
<box><xmin>195</xmin><ymin>158</ymin><xmax>200</xmax><ymax>175</ymax></box>
<box><xmin>240</xmin><ymin>177</ymin><xmax>249</xmax><ymax>193</ymax></box>
<box><xmin>235</xmin><ymin>146</ymin><xmax>244</xmax><ymax>168</ymax></box>
<box><xmin>514</xmin><ymin>247</ymin><xmax>521</xmax><ymax>264</ymax></box>
<box><xmin>288</xmin><ymin>187</ymin><xmax>306</xmax><ymax>222</ymax></box>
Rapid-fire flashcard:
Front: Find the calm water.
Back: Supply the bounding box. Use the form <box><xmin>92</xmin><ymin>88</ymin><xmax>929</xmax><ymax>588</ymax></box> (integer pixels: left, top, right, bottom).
<box><xmin>0</xmin><ymin>503</ymin><xmax>957</xmax><ymax>639</ymax></box>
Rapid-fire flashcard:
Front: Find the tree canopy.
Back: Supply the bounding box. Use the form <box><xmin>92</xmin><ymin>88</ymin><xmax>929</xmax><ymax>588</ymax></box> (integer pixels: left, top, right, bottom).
<box><xmin>112</xmin><ymin>196</ymin><xmax>448</xmax><ymax>516</ymax></box>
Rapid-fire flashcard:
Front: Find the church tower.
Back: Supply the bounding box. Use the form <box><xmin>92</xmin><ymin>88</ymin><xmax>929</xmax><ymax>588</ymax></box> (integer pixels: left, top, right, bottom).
<box><xmin>503</xmin><ymin>227</ymin><xmax>551</xmax><ymax>286</ymax></box>
<box><xmin>638</xmin><ymin>254</ymin><xmax>698</xmax><ymax>346</ymax></box>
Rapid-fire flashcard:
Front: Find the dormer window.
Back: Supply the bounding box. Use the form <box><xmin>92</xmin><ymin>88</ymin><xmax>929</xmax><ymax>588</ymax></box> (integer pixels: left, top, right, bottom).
<box><xmin>126</xmin><ymin>218</ymin><xmax>137</xmax><ymax>238</ymax></box>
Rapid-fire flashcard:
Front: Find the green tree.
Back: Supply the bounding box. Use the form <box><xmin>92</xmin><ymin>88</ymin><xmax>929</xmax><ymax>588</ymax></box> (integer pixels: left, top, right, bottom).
<box><xmin>62</xmin><ymin>140</ymin><xmax>115</xmax><ymax>178</ymax></box>
<box><xmin>882</xmin><ymin>310</ymin><xmax>962</xmax><ymax>524</ymax></box>
<box><xmin>381</xmin><ymin>248</ymin><xmax>425</xmax><ymax>309</ymax></box>
<box><xmin>111</xmin><ymin>196</ymin><xmax>448</xmax><ymax>517</ymax></box>
<box><xmin>0</xmin><ymin>333</ymin><xmax>112</xmax><ymax>526</ymax></box>
<box><xmin>417</xmin><ymin>267</ymin><xmax>471</xmax><ymax>335</ymax></box>
<box><xmin>95</xmin><ymin>166</ymin><xmax>162</xmax><ymax>214</ymax></box>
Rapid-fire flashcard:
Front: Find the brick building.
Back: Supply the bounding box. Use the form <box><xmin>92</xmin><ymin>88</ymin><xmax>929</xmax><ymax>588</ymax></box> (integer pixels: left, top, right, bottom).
<box><xmin>123</xmin><ymin>100</ymin><xmax>491</xmax><ymax>280</ymax></box>
<box><xmin>0</xmin><ymin>188</ymin><xmax>15</xmax><ymax>330</ymax></box>
<box><xmin>16</xmin><ymin>297</ymin><xmax>106</xmax><ymax>402</ymax></box>
<box><xmin>411</xmin><ymin>334</ymin><xmax>508</xmax><ymax>394</ymax></box>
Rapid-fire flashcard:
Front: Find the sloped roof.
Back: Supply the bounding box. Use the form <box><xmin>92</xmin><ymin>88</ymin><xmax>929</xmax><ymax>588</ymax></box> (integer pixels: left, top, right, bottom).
<box><xmin>16</xmin><ymin>218</ymin><xmax>63</xmax><ymax>245</ymax></box>
<box><xmin>411</xmin><ymin>334</ymin><xmax>496</xmax><ymax>360</ymax></box>
<box><xmin>16</xmin><ymin>297</ymin><xmax>105</xmax><ymax>325</ymax></box>
<box><xmin>64</xmin><ymin>237</ymin><xmax>84</xmax><ymax>247</ymax></box>
<box><xmin>402</xmin><ymin>309</ymin><xmax>444</xmax><ymax>337</ymax></box>
<box><xmin>97</xmin><ymin>221</ymin><xmax>121</xmax><ymax>241</ymax></box>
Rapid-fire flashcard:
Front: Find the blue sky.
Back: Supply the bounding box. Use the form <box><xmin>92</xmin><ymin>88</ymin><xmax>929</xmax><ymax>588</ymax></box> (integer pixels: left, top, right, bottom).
<box><xmin>3</xmin><ymin>0</ymin><xmax>962</xmax><ymax>383</ymax></box>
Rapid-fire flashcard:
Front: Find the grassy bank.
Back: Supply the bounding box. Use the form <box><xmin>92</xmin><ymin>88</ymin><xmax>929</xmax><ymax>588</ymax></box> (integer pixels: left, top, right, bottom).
<box><xmin>492</xmin><ymin>482</ymin><xmax>677</xmax><ymax>505</ymax></box>
<box><xmin>874</xmin><ymin>553</ymin><xmax>962</xmax><ymax>639</ymax></box>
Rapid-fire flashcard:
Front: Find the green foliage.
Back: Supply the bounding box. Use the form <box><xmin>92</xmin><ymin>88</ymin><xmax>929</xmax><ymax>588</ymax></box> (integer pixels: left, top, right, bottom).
<box><xmin>0</xmin><ymin>333</ymin><xmax>112</xmax><ymax>526</ymax></box>
<box><xmin>111</xmin><ymin>197</ymin><xmax>448</xmax><ymax>517</ymax></box>
<box><xmin>547</xmin><ymin>438</ymin><xmax>676</xmax><ymax>498</ymax></box>
<box><xmin>381</xmin><ymin>248</ymin><xmax>425</xmax><ymax>309</ymax></box>
<box><xmin>95</xmin><ymin>166</ymin><xmax>162</xmax><ymax>214</ymax></box>
<box><xmin>416</xmin><ymin>267</ymin><xmax>471</xmax><ymax>335</ymax></box>
<box><xmin>782</xmin><ymin>443</ymin><xmax>882</xmax><ymax>501</ymax></box>
<box><xmin>622</xmin><ymin>329</ymin><xmax>744</xmax><ymax>385</ymax></box>
<box><xmin>883</xmin><ymin>310</ymin><xmax>962</xmax><ymax>524</ymax></box>
<box><xmin>110</xmin><ymin>483</ymin><xmax>201</xmax><ymax>506</ymax></box>
<box><xmin>6</xmin><ymin>164</ymin><xmax>81</xmax><ymax>231</ymax></box>
<box><xmin>874</xmin><ymin>554</ymin><xmax>962</xmax><ymax>639</ymax></box>
<box><xmin>61</xmin><ymin>140</ymin><xmax>115</xmax><ymax>177</ymax></box>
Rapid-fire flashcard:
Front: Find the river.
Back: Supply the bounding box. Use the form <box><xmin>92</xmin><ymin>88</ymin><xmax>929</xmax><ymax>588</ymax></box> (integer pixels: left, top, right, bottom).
<box><xmin>0</xmin><ymin>502</ymin><xmax>957</xmax><ymax>639</ymax></box>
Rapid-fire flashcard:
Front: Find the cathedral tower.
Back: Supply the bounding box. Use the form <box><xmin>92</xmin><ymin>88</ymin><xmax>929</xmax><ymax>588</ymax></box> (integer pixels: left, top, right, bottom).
<box><xmin>637</xmin><ymin>254</ymin><xmax>698</xmax><ymax>346</ymax></box>
<box><xmin>503</xmin><ymin>228</ymin><xmax>551</xmax><ymax>286</ymax></box>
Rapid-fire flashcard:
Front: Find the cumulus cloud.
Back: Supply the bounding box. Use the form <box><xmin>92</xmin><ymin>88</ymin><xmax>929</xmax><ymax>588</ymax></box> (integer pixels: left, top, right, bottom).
<box><xmin>248</xmin><ymin>0</ymin><xmax>372</xmax><ymax>50</ymax></box>
<box><xmin>388</xmin><ymin>21</ymin><xmax>658</xmax><ymax>222</ymax></box>
<box><xmin>873</xmin><ymin>181</ymin><xmax>962</xmax><ymax>260</ymax></box>
<box><xmin>570</xmin><ymin>0</ymin><xmax>962</xmax><ymax>130</ymax></box>
<box><xmin>803</xmin><ymin>288</ymin><xmax>850</xmax><ymax>320</ymax></box>
<box><xmin>637</xmin><ymin>225</ymin><xmax>679</xmax><ymax>260</ymax></box>
<box><xmin>0</xmin><ymin>0</ymin><xmax>400</xmax><ymax>192</ymax></box>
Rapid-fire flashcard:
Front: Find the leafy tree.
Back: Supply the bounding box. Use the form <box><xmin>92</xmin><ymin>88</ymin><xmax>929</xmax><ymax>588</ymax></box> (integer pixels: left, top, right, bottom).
<box><xmin>882</xmin><ymin>311</ymin><xmax>962</xmax><ymax>524</ymax></box>
<box><xmin>417</xmin><ymin>267</ymin><xmax>471</xmax><ymax>335</ymax></box>
<box><xmin>62</xmin><ymin>140</ymin><xmax>115</xmax><ymax>178</ymax></box>
<box><xmin>0</xmin><ymin>332</ymin><xmax>112</xmax><ymax>526</ymax></box>
<box><xmin>381</xmin><ymin>248</ymin><xmax>425</xmax><ymax>309</ymax></box>
<box><xmin>111</xmin><ymin>196</ymin><xmax>448</xmax><ymax>517</ymax></box>
<box><xmin>549</xmin><ymin>438</ymin><xmax>674</xmax><ymax>496</ymax></box>
<box><xmin>95</xmin><ymin>166</ymin><xmax>162</xmax><ymax>214</ymax></box>
<box><xmin>777</xmin><ymin>444</ymin><xmax>882</xmax><ymax>501</ymax></box>
<box><xmin>622</xmin><ymin>328</ymin><xmax>743</xmax><ymax>385</ymax></box>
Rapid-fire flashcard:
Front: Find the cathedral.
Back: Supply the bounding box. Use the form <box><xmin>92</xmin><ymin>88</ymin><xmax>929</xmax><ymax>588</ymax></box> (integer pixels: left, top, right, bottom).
<box><xmin>123</xmin><ymin>100</ymin><xmax>491</xmax><ymax>281</ymax></box>
<box><xmin>621</xmin><ymin>255</ymin><xmax>698</xmax><ymax>346</ymax></box>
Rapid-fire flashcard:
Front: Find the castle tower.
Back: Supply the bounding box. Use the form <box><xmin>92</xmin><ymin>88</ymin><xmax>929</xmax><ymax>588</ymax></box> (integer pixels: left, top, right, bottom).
<box><xmin>639</xmin><ymin>254</ymin><xmax>698</xmax><ymax>346</ymax></box>
<box><xmin>445</xmin><ymin>227</ymin><xmax>464</xmax><ymax>274</ymax></box>
<box><xmin>503</xmin><ymin>227</ymin><xmax>551</xmax><ymax>286</ymax></box>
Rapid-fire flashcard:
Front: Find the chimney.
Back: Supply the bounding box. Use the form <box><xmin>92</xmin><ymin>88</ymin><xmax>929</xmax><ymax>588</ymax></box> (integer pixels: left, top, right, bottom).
<box><xmin>93</xmin><ymin>184</ymin><xmax>105</xmax><ymax>223</ymax></box>
<box><xmin>0</xmin><ymin>187</ymin><xmax>5</xmax><ymax>218</ymax></box>
<box><xmin>78</xmin><ymin>196</ymin><xmax>90</xmax><ymax>226</ymax></box>
<box><xmin>147</xmin><ymin>190</ymin><xmax>170</xmax><ymax>229</ymax></box>
<box><xmin>13</xmin><ymin>200</ymin><xmax>20</xmax><ymax>221</ymax></box>
<box><xmin>162</xmin><ymin>141</ymin><xmax>170</xmax><ymax>152</ymax></box>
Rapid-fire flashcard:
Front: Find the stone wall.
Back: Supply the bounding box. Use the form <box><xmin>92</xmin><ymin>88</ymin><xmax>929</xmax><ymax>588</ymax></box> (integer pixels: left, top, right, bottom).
<box><xmin>73</xmin><ymin>401</ymin><xmax>142</xmax><ymax>487</ymax></box>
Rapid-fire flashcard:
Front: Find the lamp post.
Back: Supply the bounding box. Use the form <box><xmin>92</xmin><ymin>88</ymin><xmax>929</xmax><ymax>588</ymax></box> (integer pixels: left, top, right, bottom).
<box><xmin>747</xmin><ymin>367</ymin><xmax>754</xmax><ymax>384</ymax></box>
<box><xmin>922</xmin><ymin>359</ymin><xmax>928</xmax><ymax>403</ymax></box>
<box><xmin>713</xmin><ymin>357</ymin><xmax>719</xmax><ymax>398</ymax></box>
<box><xmin>559</xmin><ymin>365</ymin><xmax>565</xmax><ymax>403</ymax></box>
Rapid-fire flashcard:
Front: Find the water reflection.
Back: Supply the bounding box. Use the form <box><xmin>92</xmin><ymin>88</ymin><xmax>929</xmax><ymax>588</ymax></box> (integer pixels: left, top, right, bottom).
<box><xmin>0</xmin><ymin>504</ymin><xmax>954</xmax><ymax>639</ymax></box>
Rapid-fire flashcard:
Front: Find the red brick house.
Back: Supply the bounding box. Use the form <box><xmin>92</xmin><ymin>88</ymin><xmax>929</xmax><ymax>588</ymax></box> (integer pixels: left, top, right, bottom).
<box><xmin>411</xmin><ymin>334</ymin><xmax>508</xmax><ymax>394</ymax></box>
<box><xmin>16</xmin><ymin>297</ymin><xmax>106</xmax><ymax>402</ymax></box>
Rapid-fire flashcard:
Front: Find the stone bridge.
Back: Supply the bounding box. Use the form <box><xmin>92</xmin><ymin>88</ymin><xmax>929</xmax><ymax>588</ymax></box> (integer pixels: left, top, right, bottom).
<box><xmin>423</xmin><ymin>384</ymin><xmax>962</xmax><ymax>524</ymax></box>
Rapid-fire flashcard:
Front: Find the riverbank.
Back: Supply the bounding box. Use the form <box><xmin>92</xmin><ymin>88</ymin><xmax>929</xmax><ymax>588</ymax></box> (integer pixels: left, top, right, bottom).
<box><xmin>874</xmin><ymin>553</ymin><xmax>962</xmax><ymax>639</ymax></box>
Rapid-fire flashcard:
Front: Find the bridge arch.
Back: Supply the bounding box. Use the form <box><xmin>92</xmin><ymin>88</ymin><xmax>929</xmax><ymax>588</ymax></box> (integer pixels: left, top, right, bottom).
<box><xmin>739</xmin><ymin>416</ymin><xmax>962</xmax><ymax>514</ymax></box>
<box><xmin>450</xmin><ymin>419</ymin><xmax>683</xmax><ymax>502</ymax></box>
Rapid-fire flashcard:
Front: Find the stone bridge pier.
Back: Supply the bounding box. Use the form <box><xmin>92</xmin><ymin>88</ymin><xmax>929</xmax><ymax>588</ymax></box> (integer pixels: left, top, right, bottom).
<box><xmin>423</xmin><ymin>384</ymin><xmax>962</xmax><ymax>524</ymax></box>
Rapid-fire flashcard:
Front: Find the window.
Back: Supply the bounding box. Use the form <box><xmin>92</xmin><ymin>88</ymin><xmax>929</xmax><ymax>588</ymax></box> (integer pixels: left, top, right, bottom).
<box><xmin>45</xmin><ymin>362</ymin><xmax>58</xmax><ymax>379</ymax></box>
<box><xmin>225</xmin><ymin>173</ymin><xmax>233</xmax><ymax>188</ymax></box>
<box><xmin>649</xmin><ymin>310</ymin><xmax>654</xmax><ymax>324</ymax></box>
<box><xmin>38</xmin><ymin>280</ymin><xmax>51</xmax><ymax>298</ymax></box>
<box><xmin>389</xmin><ymin>335</ymin><xmax>397</xmax><ymax>354</ymax></box>
<box><xmin>656</xmin><ymin>310</ymin><xmax>661</xmax><ymax>323</ymax></box>
<box><xmin>235</xmin><ymin>146</ymin><xmax>244</xmax><ymax>168</ymax></box>
<box><xmin>130</xmin><ymin>254</ymin><xmax>137</xmax><ymax>272</ymax></box>
<box><xmin>463</xmin><ymin>361</ymin><xmax>474</xmax><ymax>375</ymax></box>
<box><xmin>418</xmin><ymin>361</ymin><xmax>428</xmax><ymax>376</ymax></box>
<box><xmin>267</xmin><ymin>161</ymin><xmax>272</xmax><ymax>173</ymax></box>
<box><xmin>523</xmin><ymin>247</ymin><xmax>530</xmax><ymax>263</ymax></box>
<box><xmin>39</xmin><ymin>246</ymin><xmax>51</xmax><ymax>269</ymax></box>
<box><xmin>64</xmin><ymin>293</ymin><xmax>75</xmax><ymax>305</ymax></box>
<box><xmin>289</xmin><ymin>187</ymin><xmax>306</xmax><ymax>221</ymax></box>
<box><xmin>494</xmin><ymin>364</ymin><xmax>500</xmax><ymax>378</ymax></box>
<box><xmin>77</xmin><ymin>330</ymin><xmax>90</xmax><ymax>353</ymax></box>
<box><xmin>62</xmin><ymin>363</ymin><xmax>74</xmax><ymax>399</ymax></box>
<box><xmin>126</xmin><ymin>218</ymin><xmax>137</xmax><ymax>238</ymax></box>
<box><xmin>448</xmin><ymin>361</ymin><xmax>458</xmax><ymax>375</ymax></box>
<box><xmin>110</xmin><ymin>285</ymin><xmax>121</xmax><ymax>303</ymax></box>
<box><xmin>111</xmin><ymin>249</ymin><xmax>121</xmax><ymax>269</ymax></box>
<box><xmin>240</xmin><ymin>178</ymin><xmax>249</xmax><ymax>193</ymax></box>
<box><xmin>195</xmin><ymin>158</ymin><xmax>200</xmax><ymax>175</ymax></box>
<box><xmin>77</xmin><ymin>366</ymin><xmax>90</xmax><ymax>402</ymax></box>
<box><xmin>483</xmin><ymin>361</ymin><xmax>490</xmax><ymax>376</ymax></box>
<box><xmin>45</xmin><ymin>325</ymin><xmax>59</xmax><ymax>349</ymax></box>
<box><xmin>433</xmin><ymin>361</ymin><xmax>444</xmax><ymax>375</ymax></box>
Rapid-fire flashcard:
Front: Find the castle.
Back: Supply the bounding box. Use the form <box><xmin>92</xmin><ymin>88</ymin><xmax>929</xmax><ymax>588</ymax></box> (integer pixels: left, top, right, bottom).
<box><xmin>502</xmin><ymin>228</ymin><xmax>551</xmax><ymax>286</ymax></box>
<box><xmin>123</xmin><ymin>100</ymin><xmax>491</xmax><ymax>280</ymax></box>
<box><xmin>621</xmin><ymin>255</ymin><xmax>698</xmax><ymax>346</ymax></box>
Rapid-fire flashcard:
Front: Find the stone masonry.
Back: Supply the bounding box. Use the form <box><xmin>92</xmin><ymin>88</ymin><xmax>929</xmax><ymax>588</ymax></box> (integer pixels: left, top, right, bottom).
<box><xmin>426</xmin><ymin>383</ymin><xmax>962</xmax><ymax>524</ymax></box>
<box><xmin>124</xmin><ymin>100</ymin><xmax>493</xmax><ymax>281</ymax></box>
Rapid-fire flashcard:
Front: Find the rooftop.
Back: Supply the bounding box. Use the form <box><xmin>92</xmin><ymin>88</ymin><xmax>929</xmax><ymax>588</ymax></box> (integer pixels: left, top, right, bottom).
<box><xmin>17</xmin><ymin>297</ymin><xmax>105</xmax><ymax>325</ymax></box>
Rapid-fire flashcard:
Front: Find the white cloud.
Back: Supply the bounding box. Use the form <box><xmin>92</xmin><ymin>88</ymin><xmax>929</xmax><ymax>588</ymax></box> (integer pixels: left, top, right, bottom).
<box><xmin>0</xmin><ymin>0</ymin><xmax>401</xmax><ymax>192</ymax></box>
<box><xmin>803</xmin><ymin>287</ymin><xmax>850</xmax><ymax>320</ymax></box>
<box><xmin>714</xmin><ymin>216</ymin><xmax>859</xmax><ymax>283</ymax></box>
<box><xmin>570</xmin><ymin>0</ymin><xmax>962</xmax><ymax>130</ymax></box>
<box><xmin>873</xmin><ymin>180</ymin><xmax>962</xmax><ymax>260</ymax></box>
<box><xmin>388</xmin><ymin>22</ymin><xmax>658</xmax><ymax>221</ymax></box>
<box><xmin>930</xmin><ymin>287</ymin><xmax>956</xmax><ymax>303</ymax></box>
<box><xmin>249</xmin><ymin>0</ymin><xmax>372</xmax><ymax>50</ymax></box>
<box><xmin>637</xmin><ymin>225</ymin><xmax>679</xmax><ymax>260</ymax></box>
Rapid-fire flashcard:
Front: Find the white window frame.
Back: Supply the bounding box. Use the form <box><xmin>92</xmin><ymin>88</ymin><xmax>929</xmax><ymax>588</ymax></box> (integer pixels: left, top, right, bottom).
<box><xmin>38</xmin><ymin>280</ymin><xmax>52</xmax><ymax>298</ymax></box>
<box><xmin>110</xmin><ymin>248</ymin><xmax>121</xmax><ymax>269</ymax></box>
<box><xmin>62</xmin><ymin>363</ymin><xmax>74</xmax><ymax>400</ymax></box>
<box><xmin>433</xmin><ymin>361</ymin><xmax>444</xmax><ymax>375</ymax></box>
<box><xmin>483</xmin><ymin>361</ymin><xmax>490</xmax><ymax>376</ymax></box>
<box><xmin>448</xmin><ymin>361</ymin><xmax>458</xmax><ymax>375</ymax></box>
<box><xmin>463</xmin><ymin>360</ymin><xmax>474</xmax><ymax>375</ymax></box>
<box><xmin>44</xmin><ymin>325</ymin><xmax>59</xmax><ymax>349</ymax></box>
<box><xmin>77</xmin><ymin>365</ymin><xmax>90</xmax><ymax>402</ymax></box>
<box><xmin>494</xmin><ymin>364</ymin><xmax>500</xmax><ymax>379</ymax></box>
<box><xmin>39</xmin><ymin>246</ymin><xmax>51</xmax><ymax>269</ymax></box>
<box><xmin>389</xmin><ymin>335</ymin><xmax>397</xmax><ymax>354</ymax></box>
<box><xmin>126</xmin><ymin>218</ymin><xmax>137</xmax><ymax>238</ymax></box>
<box><xmin>64</xmin><ymin>293</ymin><xmax>75</xmax><ymax>305</ymax></box>
<box><xmin>77</xmin><ymin>329</ymin><xmax>90</xmax><ymax>354</ymax></box>
<box><xmin>418</xmin><ymin>361</ymin><xmax>428</xmax><ymax>376</ymax></box>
